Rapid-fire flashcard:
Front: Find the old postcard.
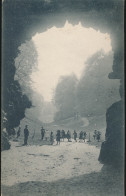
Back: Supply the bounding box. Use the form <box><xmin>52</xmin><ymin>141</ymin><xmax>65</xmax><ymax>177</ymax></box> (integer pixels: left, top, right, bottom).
<box><xmin>1</xmin><ymin>0</ymin><xmax>124</xmax><ymax>196</ymax></box>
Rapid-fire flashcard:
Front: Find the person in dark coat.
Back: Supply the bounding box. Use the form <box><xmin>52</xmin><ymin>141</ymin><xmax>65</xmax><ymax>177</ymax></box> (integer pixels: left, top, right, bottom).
<box><xmin>79</xmin><ymin>131</ymin><xmax>83</xmax><ymax>140</ymax></box>
<box><xmin>56</xmin><ymin>130</ymin><xmax>60</xmax><ymax>145</ymax></box>
<box><xmin>83</xmin><ymin>131</ymin><xmax>87</xmax><ymax>142</ymax></box>
<box><xmin>93</xmin><ymin>130</ymin><xmax>97</xmax><ymax>140</ymax></box>
<box><xmin>24</xmin><ymin>125</ymin><xmax>29</xmax><ymax>145</ymax></box>
<box><xmin>73</xmin><ymin>130</ymin><xmax>77</xmax><ymax>142</ymax></box>
<box><xmin>50</xmin><ymin>131</ymin><xmax>54</xmax><ymax>145</ymax></box>
<box><xmin>41</xmin><ymin>126</ymin><xmax>45</xmax><ymax>140</ymax></box>
<box><xmin>67</xmin><ymin>130</ymin><xmax>71</xmax><ymax>142</ymax></box>
<box><xmin>97</xmin><ymin>131</ymin><xmax>101</xmax><ymax>142</ymax></box>
<box><xmin>17</xmin><ymin>127</ymin><xmax>21</xmax><ymax>138</ymax></box>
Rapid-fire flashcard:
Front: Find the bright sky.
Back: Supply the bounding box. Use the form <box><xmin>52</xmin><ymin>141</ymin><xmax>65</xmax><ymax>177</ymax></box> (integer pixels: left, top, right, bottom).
<box><xmin>31</xmin><ymin>21</ymin><xmax>112</xmax><ymax>102</ymax></box>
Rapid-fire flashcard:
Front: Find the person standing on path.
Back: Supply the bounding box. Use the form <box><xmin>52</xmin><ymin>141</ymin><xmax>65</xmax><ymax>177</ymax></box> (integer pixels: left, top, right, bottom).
<box><xmin>50</xmin><ymin>131</ymin><xmax>54</xmax><ymax>145</ymax></box>
<box><xmin>97</xmin><ymin>131</ymin><xmax>101</xmax><ymax>142</ymax></box>
<box><xmin>41</xmin><ymin>126</ymin><xmax>45</xmax><ymax>140</ymax></box>
<box><xmin>67</xmin><ymin>130</ymin><xmax>71</xmax><ymax>142</ymax></box>
<box><xmin>24</xmin><ymin>125</ymin><xmax>29</xmax><ymax>145</ymax></box>
<box><xmin>73</xmin><ymin>130</ymin><xmax>77</xmax><ymax>142</ymax></box>
<box><xmin>79</xmin><ymin>131</ymin><xmax>83</xmax><ymax>142</ymax></box>
<box><xmin>83</xmin><ymin>131</ymin><xmax>87</xmax><ymax>142</ymax></box>
<box><xmin>56</xmin><ymin>130</ymin><xmax>60</xmax><ymax>145</ymax></box>
<box><xmin>93</xmin><ymin>130</ymin><xmax>97</xmax><ymax>140</ymax></box>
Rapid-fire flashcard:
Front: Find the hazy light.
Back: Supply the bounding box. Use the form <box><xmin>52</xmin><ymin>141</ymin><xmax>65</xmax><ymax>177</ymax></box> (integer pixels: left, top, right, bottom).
<box><xmin>32</xmin><ymin>21</ymin><xmax>112</xmax><ymax>102</ymax></box>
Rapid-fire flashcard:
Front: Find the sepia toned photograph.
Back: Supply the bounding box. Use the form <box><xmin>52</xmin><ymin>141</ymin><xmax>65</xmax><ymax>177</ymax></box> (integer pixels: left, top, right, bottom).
<box><xmin>1</xmin><ymin>0</ymin><xmax>125</xmax><ymax>196</ymax></box>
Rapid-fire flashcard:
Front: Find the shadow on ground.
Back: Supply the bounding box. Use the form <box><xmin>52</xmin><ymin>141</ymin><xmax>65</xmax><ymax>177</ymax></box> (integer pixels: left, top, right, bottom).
<box><xmin>2</xmin><ymin>165</ymin><xmax>124</xmax><ymax>196</ymax></box>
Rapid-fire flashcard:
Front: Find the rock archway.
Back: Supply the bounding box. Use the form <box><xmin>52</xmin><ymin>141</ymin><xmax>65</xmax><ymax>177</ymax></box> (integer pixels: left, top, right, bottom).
<box><xmin>2</xmin><ymin>0</ymin><xmax>124</xmax><ymax>166</ymax></box>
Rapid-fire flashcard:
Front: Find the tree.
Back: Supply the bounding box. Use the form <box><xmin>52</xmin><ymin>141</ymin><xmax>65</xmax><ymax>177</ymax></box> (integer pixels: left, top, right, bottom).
<box><xmin>2</xmin><ymin>40</ymin><xmax>38</xmax><ymax>135</ymax></box>
<box><xmin>14</xmin><ymin>40</ymin><xmax>38</xmax><ymax>96</ymax></box>
<box><xmin>53</xmin><ymin>51</ymin><xmax>120</xmax><ymax>121</ymax></box>
<box><xmin>3</xmin><ymin>81</ymin><xmax>32</xmax><ymax>135</ymax></box>
<box><xmin>76</xmin><ymin>51</ymin><xmax>120</xmax><ymax>117</ymax></box>
<box><xmin>14</xmin><ymin>40</ymin><xmax>47</xmax><ymax>124</ymax></box>
<box><xmin>54</xmin><ymin>74</ymin><xmax>78</xmax><ymax>121</ymax></box>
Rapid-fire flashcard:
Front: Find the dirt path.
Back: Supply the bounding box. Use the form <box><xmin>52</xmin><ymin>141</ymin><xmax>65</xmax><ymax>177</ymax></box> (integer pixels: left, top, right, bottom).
<box><xmin>1</xmin><ymin>139</ymin><xmax>102</xmax><ymax>186</ymax></box>
<box><xmin>1</xmin><ymin>140</ymin><xmax>124</xmax><ymax>196</ymax></box>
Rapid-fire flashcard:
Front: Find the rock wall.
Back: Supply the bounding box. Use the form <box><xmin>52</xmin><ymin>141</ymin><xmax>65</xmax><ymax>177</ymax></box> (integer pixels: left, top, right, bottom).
<box><xmin>99</xmin><ymin>80</ymin><xmax>124</xmax><ymax>167</ymax></box>
<box><xmin>99</xmin><ymin>100</ymin><xmax>124</xmax><ymax>167</ymax></box>
<box><xmin>1</xmin><ymin>131</ymin><xmax>11</xmax><ymax>151</ymax></box>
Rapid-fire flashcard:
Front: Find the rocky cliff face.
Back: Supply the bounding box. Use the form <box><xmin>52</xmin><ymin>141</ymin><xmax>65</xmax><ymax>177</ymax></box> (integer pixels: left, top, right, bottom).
<box><xmin>99</xmin><ymin>100</ymin><xmax>124</xmax><ymax>167</ymax></box>
<box><xmin>99</xmin><ymin>80</ymin><xmax>124</xmax><ymax>167</ymax></box>
<box><xmin>1</xmin><ymin>131</ymin><xmax>11</xmax><ymax>151</ymax></box>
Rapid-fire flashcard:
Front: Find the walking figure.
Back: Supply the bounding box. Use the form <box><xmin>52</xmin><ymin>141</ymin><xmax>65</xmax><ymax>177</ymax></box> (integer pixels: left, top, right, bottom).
<box><xmin>93</xmin><ymin>130</ymin><xmax>97</xmax><ymax>140</ymax></box>
<box><xmin>73</xmin><ymin>130</ymin><xmax>77</xmax><ymax>142</ymax></box>
<box><xmin>50</xmin><ymin>131</ymin><xmax>54</xmax><ymax>145</ymax></box>
<box><xmin>56</xmin><ymin>130</ymin><xmax>60</xmax><ymax>145</ymax></box>
<box><xmin>79</xmin><ymin>131</ymin><xmax>83</xmax><ymax>141</ymax></box>
<box><xmin>97</xmin><ymin>131</ymin><xmax>101</xmax><ymax>142</ymax></box>
<box><xmin>83</xmin><ymin>131</ymin><xmax>87</xmax><ymax>142</ymax></box>
<box><xmin>17</xmin><ymin>126</ymin><xmax>21</xmax><ymax>138</ymax></box>
<box><xmin>24</xmin><ymin>125</ymin><xmax>29</xmax><ymax>145</ymax></box>
<box><xmin>41</xmin><ymin>126</ymin><xmax>45</xmax><ymax>140</ymax></box>
<box><xmin>67</xmin><ymin>130</ymin><xmax>71</xmax><ymax>142</ymax></box>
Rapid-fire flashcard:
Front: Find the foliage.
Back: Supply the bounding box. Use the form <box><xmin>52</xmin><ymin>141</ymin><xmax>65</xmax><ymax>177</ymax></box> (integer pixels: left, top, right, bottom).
<box><xmin>54</xmin><ymin>51</ymin><xmax>120</xmax><ymax>120</ymax></box>
<box><xmin>3</xmin><ymin>80</ymin><xmax>32</xmax><ymax>134</ymax></box>
<box><xmin>14</xmin><ymin>40</ymin><xmax>38</xmax><ymax>96</ymax></box>
<box><xmin>54</xmin><ymin>74</ymin><xmax>78</xmax><ymax>121</ymax></box>
<box><xmin>76</xmin><ymin>51</ymin><xmax>120</xmax><ymax>117</ymax></box>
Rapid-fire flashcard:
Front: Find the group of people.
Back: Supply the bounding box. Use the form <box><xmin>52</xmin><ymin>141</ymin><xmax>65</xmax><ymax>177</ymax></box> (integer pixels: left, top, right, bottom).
<box><xmin>79</xmin><ymin>131</ymin><xmax>87</xmax><ymax>142</ymax></box>
<box><xmin>56</xmin><ymin>130</ymin><xmax>72</xmax><ymax>144</ymax></box>
<box><xmin>93</xmin><ymin>130</ymin><xmax>101</xmax><ymax>142</ymax></box>
<box><xmin>16</xmin><ymin>125</ymin><xmax>29</xmax><ymax>145</ymax></box>
<box><xmin>41</xmin><ymin>128</ymin><xmax>72</xmax><ymax>145</ymax></box>
<box><xmin>41</xmin><ymin>128</ymin><xmax>88</xmax><ymax>145</ymax></box>
<box><xmin>15</xmin><ymin>125</ymin><xmax>101</xmax><ymax>146</ymax></box>
<box><xmin>42</xmin><ymin>128</ymin><xmax>101</xmax><ymax>144</ymax></box>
